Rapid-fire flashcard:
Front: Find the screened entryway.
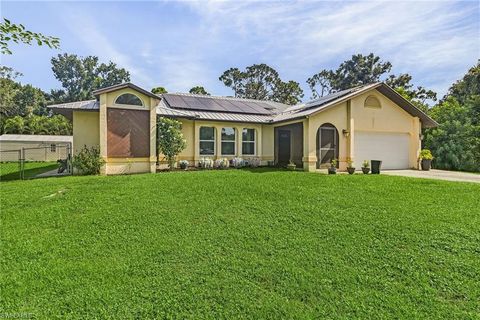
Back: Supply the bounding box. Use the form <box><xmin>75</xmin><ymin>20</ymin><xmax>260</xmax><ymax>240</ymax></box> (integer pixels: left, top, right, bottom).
<box><xmin>317</xmin><ymin>123</ymin><xmax>339</xmax><ymax>168</ymax></box>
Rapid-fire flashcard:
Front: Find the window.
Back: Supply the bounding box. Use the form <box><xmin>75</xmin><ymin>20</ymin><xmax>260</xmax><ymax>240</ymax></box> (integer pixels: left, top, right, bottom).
<box><xmin>242</xmin><ymin>128</ymin><xmax>255</xmax><ymax>155</ymax></box>
<box><xmin>221</xmin><ymin>127</ymin><xmax>236</xmax><ymax>155</ymax></box>
<box><xmin>114</xmin><ymin>93</ymin><xmax>143</xmax><ymax>106</ymax></box>
<box><xmin>50</xmin><ymin>144</ymin><xmax>56</xmax><ymax>152</ymax></box>
<box><xmin>364</xmin><ymin>95</ymin><xmax>381</xmax><ymax>109</ymax></box>
<box><xmin>199</xmin><ymin>127</ymin><xmax>215</xmax><ymax>155</ymax></box>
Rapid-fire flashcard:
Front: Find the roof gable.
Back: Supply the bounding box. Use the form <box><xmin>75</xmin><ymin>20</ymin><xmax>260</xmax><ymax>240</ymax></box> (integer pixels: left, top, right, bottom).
<box><xmin>92</xmin><ymin>83</ymin><xmax>160</xmax><ymax>100</ymax></box>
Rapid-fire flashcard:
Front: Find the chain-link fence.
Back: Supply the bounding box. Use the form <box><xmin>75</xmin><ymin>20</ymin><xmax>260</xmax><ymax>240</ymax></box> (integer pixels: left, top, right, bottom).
<box><xmin>0</xmin><ymin>143</ymin><xmax>72</xmax><ymax>182</ymax></box>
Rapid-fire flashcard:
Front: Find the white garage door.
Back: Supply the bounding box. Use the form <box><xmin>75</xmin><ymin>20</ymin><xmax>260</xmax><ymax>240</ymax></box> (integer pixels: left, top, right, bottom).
<box><xmin>354</xmin><ymin>132</ymin><xmax>410</xmax><ymax>170</ymax></box>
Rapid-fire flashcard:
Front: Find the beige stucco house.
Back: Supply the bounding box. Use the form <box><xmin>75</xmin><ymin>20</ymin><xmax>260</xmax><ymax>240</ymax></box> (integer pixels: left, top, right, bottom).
<box><xmin>49</xmin><ymin>82</ymin><xmax>437</xmax><ymax>174</ymax></box>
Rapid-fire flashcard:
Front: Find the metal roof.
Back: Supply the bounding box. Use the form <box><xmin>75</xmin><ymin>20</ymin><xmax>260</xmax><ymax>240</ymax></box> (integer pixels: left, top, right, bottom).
<box><xmin>47</xmin><ymin>82</ymin><xmax>437</xmax><ymax>128</ymax></box>
<box><xmin>49</xmin><ymin>99</ymin><xmax>99</xmax><ymax>110</ymax></box>
<box><xmin>92</xmin><ymin>82</ymin><xmax>160</xmax><ymax>100</ymax></box>
<box><xmin>0</xmin><ymin>134</ymin><xmax>73</xmax><ymax>143</ymax></box>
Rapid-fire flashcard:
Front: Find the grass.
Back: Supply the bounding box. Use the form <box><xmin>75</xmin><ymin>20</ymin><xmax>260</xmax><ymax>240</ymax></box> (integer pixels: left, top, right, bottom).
<box><xmin>0</xmin><ymin>162</ymin><xmax>58</xmax><ymax>181</ymax></box>
<box><xmin>1</xmin><ymin>169</ymin><xmax>479</xmax><ymax>319</ymax></box>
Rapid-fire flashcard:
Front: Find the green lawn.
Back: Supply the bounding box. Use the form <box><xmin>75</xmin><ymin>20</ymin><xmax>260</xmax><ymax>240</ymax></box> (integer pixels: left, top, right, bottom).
<box><xmin>0</xmin><ymin>162</ymin><xmax>58</xmax><ymax>181</ymax></box>
<box><xmin>1</xmin><ymin>169</ymin><xmax>479</xmax><ymax>319</ymax></box>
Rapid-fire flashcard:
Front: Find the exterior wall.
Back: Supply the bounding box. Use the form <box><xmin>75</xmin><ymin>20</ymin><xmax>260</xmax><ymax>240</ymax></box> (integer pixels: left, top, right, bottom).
<box><xmin>305</xmin><ymin>102</ymin><xmax>349</xmax><ymax>171</ymax></box>
<box><xmin>350</xmin><ymin>89</ymin><xmax>421</xmax><ymax>169</ymax></box>
<box><xmin>302</xmin><ymin>88</ymin><xmax>422</xmax><ymax>171</ymax></box>
<box><xmin>73</xmin><ymin>111</ymin><xmax>100</xmax><ymax>154</ymax></box>
<box><xmin>173</xmin><ymin>119</ymin><xmax>269</xmax><ymax>166</ymax></box>
<box><xmin>0</xmin><ymin>141</ymin><xmax>70</xmax><ymax>161</ymax></box>
<box><xmin>99</xmin><ymin>88</ymin><xmax>158</xmax><ymax>175</ymax></box>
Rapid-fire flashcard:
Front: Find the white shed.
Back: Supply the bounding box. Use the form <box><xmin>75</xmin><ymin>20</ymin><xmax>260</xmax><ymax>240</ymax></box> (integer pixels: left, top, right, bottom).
<box><xmin>0</xmin><ymin>134</ymin><xmax>73</xmax><ymax>161</ymax></box>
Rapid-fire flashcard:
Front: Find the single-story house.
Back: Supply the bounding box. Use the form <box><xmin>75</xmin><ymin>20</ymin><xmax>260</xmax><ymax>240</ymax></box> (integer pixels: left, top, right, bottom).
<box><xmin>0</xmin><ymin>134</ymin><xmax>72</xmax><ymax>162</ymax></box>
<box><xmin>49</xmin><ymin>82</ymin><xmax>437</xmax><ymax>175</ymax></box>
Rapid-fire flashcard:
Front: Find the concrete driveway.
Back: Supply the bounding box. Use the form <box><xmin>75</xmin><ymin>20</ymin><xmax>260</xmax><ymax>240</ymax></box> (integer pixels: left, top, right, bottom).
<box><xmin>382</xmin><ymin>169</ymin><xmax>480</xmax><ymax>183</ymax></box>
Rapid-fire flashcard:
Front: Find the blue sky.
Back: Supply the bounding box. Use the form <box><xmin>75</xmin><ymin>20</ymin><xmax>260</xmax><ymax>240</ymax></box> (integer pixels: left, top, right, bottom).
<box><xmin>2</xmin><ymin>1</ymin><xmax>479</xmax><ymax>101</ymax></box>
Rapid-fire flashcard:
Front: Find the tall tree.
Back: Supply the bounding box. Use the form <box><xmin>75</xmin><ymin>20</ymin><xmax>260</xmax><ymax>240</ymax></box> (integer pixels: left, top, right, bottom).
<box><xmin>51</xmin><ymin>53</ymin><xmax>130</xmax><ymax>102</ymax></box>
<box><xmin>424</xmin><ymin>61</ymin><xmax>480</xmax><ymax>172</ymax></box>
<box><xmin>189</xmin><ymin>86</ymin><xmax>210</xmax><ymax>95</ymax></box>
<box><xmin>307</xmin><ymin>53</ymin><xmax>392</xmax><ymax>98</ymax></box>
<box><xmin>151</xmin><ymin>87</ymin><xmax>168</xmax><ymax>94</ymax></box>
<box><xmin>219</xmin><ymin>64</ymin><xmax>303</xmax><ymax>105</ymax></box>
<box><xmin>0</xmin><ymin>18</ymin><xmax>60</xmax><ymax>54</ymax></box>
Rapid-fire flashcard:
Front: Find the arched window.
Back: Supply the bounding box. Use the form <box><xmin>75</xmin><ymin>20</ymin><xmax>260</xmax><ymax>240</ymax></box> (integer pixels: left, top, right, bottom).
<box><xmin>114</xmin><ymin>93</ymin><xmax>143</xmax><ymax>106</ymax></box>
<box><xmin>364</xmin><ymin>95</ymin><xmax>381</xmax><ymax>109</ymax></box>
<box><xmin>199</xmin><ymin>127</ymin><xmax>215</xmax><ymax>155</ymax></box>
<box><xmin>316</xmin><ymin>123</ymin><xmax>339</xmax><ymax>168</ymax></box>
<box><xmin>221</xmin><ymin>127</ymin><xmax>236</xmax><ymax>155</ymax></box>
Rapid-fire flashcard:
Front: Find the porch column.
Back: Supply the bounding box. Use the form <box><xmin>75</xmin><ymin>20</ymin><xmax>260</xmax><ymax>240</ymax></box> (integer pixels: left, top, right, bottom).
<box><xmin>302</xmin><ymin>118</ymin><xmax>317</xmax><ymax>172</ymax></box>
<box><xmin>236</xmin><ymin>126</ymin><xmax>242</xmax><ymax>157</ymax></box>
<box><xmin>215</xmin><ymin>125</ymin><xmax>222</xmax><ymax>159</ymax></box>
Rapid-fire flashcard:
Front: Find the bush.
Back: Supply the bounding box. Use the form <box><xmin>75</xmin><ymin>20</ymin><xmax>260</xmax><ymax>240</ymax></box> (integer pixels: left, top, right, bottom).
<box><xmin>419</xmin><ymin>149</ymin><xmax>433</xmax><ymax>160</ymax></box>
<box><xmin>157</xmin><ymin>117</ymin><xmax>187</xmax><ymax>169</ymax></box>
<box><xmin>198</xmin><ymin>157</ymin><xmax>214</xmax><ymax>169</ymax></box>
<box><xmin>72</xmin><ymin>145</ymin><xmax>104</xmax><ymax>175</ymax></box>
<box><xmin>232</xmin><ymin>157</ymin><xmax>245</xmax><ymax>168</ymax></box>
<box><xmin>215</xmin><ymin>158</ymin><xmax>230</xmax><ymax>169</ymax></box>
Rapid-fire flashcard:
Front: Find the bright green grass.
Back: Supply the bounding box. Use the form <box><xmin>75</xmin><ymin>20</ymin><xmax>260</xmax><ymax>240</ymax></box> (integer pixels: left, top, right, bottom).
<box><xmin>1</xmin><ymin>169</ymin><xmax>479</xmax><ymax>319</ymax></box>
<box><xmin>0</xmin><ymin>162</ymin><xmax>58</xmax><ymax>181</ymax></box>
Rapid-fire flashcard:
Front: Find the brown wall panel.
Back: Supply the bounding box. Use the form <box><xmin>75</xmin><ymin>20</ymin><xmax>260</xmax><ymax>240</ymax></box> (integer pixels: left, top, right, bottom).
<box><xmin>107</xmin><ymin>108</ymin><xmax>150</xmax><ymax>157</ymax></box>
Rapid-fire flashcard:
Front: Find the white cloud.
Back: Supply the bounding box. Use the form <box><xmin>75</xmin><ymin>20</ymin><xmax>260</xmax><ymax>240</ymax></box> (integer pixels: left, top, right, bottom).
<box><xmin>58</xmin><ymin>7</ymin><xmax>155</xmax><ymax>88</ymax></box>
<box><xmin>182</xmin><ymin>0</ymin><xmax>479</xmax><ymax>98</ymax></box>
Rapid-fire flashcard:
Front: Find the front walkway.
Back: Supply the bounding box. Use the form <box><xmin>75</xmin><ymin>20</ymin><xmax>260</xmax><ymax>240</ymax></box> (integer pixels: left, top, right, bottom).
<box><xmin>382</xmin><ymin>169</ymin><xmax>480</xmax><ymax>184</ymax></box>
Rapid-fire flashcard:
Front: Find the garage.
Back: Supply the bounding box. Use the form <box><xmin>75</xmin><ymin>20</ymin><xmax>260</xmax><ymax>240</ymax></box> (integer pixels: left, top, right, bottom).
<box><xmin>354</xmin><ymin>132</ymin><xmax>410</xmax><ymax>170</ymax></box>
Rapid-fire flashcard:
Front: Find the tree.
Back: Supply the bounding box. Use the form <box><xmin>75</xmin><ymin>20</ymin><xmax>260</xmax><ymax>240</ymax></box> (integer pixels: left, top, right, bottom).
<box><xmin>156</xmin><ymin>117</ymin><xmax>186</xmax><ymax>169</ymax></box>
<box><xmin>385</xmin><ymin>74</ymin><xmax>437</xmax><ymax>112</ymax></box>
<box><xmin>51</xmin><ymin>53</ymin><xmax>130</xmax><ymax>102</ymax></box>
<box><xmin>219</xmin><ymin>64</ymin><xmax>303</xmax><ymax>105</ymax></box>
<box><xmin>424</xmin><ymin>97</ymin><xmax>478</xmax><ymax>171</ymax></box>
<box><xmin>0</xmin><ymin>68</ymin><xmax>49</xmax><ymax>118</ymax></box>
<box><xmin>3</xmin><ymin>114</ymin><xmax>71</xmax><ymax>135</ymax></box>
<box><xmin>307</xmin><ymin>53</ymin><xmax>392</xmax><ymax>98</ymax></box>
<box><xmin>189</xmin><ymin>86</ymin><xmax>210</xmax><ymax>95</ymax></box>
<box><xmin>0</xmin><ymin>18</ymin><xmax>60</xmax><ymax>54</ymax></box>
<box><xmin>151</xmin><ymin>87</ymin><xmax>168</xmax><ymax>94</ymax></box>
<box><xmin>423</xmin><ymin>61</ymin><xmax>480</xmax><ymax>172</ymax></box>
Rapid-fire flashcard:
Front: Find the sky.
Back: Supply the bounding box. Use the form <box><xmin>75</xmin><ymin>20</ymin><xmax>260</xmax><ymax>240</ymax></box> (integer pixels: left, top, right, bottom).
<box><xmin>2</xmin><ymin>0</ymin><xmax>479</xmax><ymax>102</ymax></box>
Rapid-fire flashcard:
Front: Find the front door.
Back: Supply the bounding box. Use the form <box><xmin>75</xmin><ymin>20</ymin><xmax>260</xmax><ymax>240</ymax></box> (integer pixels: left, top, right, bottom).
<box><xmin>278</xmin><ymin>130</ymin><xmax>291</xmax><ymax>166</ymax></box>
<box><xmin>319</xmin><ymin>126</ymin><xmax>337</xmax><ymax>167</ymax></box>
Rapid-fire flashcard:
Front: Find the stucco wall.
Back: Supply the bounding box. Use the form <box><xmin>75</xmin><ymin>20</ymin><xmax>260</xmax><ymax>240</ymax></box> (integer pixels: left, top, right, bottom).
<box><xmin>173</xmin><ymin>119</ymin><xmax>269</xmax><ymax>166</ymax></box>
<box><xmin>99</xmin><ymin>88</ymin><xmax>158</xmax><ymax>174</ymax></box>
<box><xmin>302</xmin><ymin>89</ymin><xmax>421</xmax><ymax>171</ymax></box>
<box><xmin>350</xmin><ymin>89</ymin><xmax>421</xmax><ymax>168</ymax></box>
<box><xmin>73</xmin><ymin>111</ymin><xmax>100</xmax><ymax>154</ymax></box>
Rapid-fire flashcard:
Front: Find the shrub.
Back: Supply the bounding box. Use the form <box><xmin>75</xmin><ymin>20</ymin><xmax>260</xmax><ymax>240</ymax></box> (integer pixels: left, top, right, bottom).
<box><xmin>157</xmin><ymin>117</ymin><xmax>187</xmax><ymax>169</ymax></box>
<box><xmin>232</xmin><ymin>157</ymin><xmax>245</xmax><ymax>168</ymax></box>
<box><xmin>198</xmin><ymin>157</ymin><xmax>214</xmax><ymax>169</ymax></box>
<box><xmin>362</xmin><ymin>160</ymin><xmax>370</xmax><ymax>168</ymax></box>
<box><xmin>72</xmin><ymin>145</ymin><xmax>104</xmax><ymax>175</ymax></box>
<box><xmin>346</xmin><ymin>157</ymin><xmax>354</xmax><ymax>168</ymax></box>
<box><xmin>419</xmin><ymin>149</ymin><xmax>433</xmax><ymax>160</ymax></box>
<box><xmin>215</xmin><ymin>158</ymin><xmax>230</xmax><ymax>169</ymax></box>
<box><xmin>245</xmin><ymin>157</ymin><xmax>261</xmax><ymax>168</ymax></box>
<box><xmin>179</xmin><ymin>160</ymin><xmax>189</xmax><ymax>169</ymax></box>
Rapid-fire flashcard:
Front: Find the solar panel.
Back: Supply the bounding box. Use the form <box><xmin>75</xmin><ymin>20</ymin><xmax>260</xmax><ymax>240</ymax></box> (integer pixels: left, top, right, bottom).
<box><xmin>163</xmin><ymin>94</ymin><xmax>284</xmax><ymax>115</ymax></box>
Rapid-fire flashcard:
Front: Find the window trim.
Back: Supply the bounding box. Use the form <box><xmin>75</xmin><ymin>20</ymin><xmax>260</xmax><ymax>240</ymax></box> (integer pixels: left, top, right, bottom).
<box><xmin>221</xmin><ymin>127</ymin><xmax>236</xmax><ymax>156</ymax></box>
<box><xmin>199</xmin><ymin>126</ymin><xmax>216</xmax><ymax>156</ymax></box>
<box><xmin>114</xmin><ymin>93</ymin><xmax>144</xmax><ymax>107</ymax></box>
<box><xmin>242</xmin><ymin>128</ymin><xmax>256</xmax><ymax>156</ymax></box>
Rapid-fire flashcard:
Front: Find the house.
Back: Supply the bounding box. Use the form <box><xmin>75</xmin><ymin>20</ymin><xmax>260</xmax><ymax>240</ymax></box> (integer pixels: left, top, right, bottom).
<box><xmin>48</xmin><ymin>82</ymin><xmax>437</xmax><ymax>174</ymax></box>
<box><xmin>0</xmin><ymin>134</ymin><xmax>72</xmax><ymax>162</ymax></box>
